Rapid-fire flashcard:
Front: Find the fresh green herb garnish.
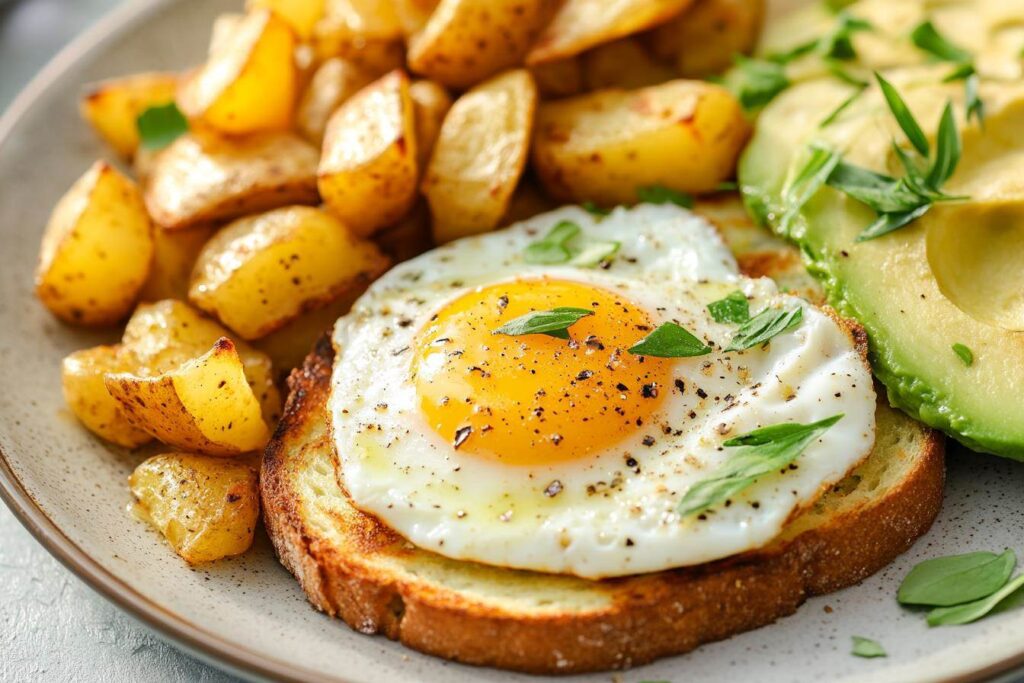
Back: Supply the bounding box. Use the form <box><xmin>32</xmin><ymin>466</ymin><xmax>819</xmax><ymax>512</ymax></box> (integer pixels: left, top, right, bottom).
<box><xmin>911</xmin><ymin>20</ymin><xmax>972</xmax><ymax>63</ymax></box>
<box><xmin>492</xmin><ymin>307</ymin><xmax>593</xmax><ymax>340</ymax></box>
<box><xmin>899</xmin><ymin>550</ymin><xmax>1015</xmax><ymax>607</ymax></box>
<box><xmin>568</xmin><ymin>240</ymin><xmax>620</xmax><ymax>267</ymax></box>
<box><xmin>770</xmin><ymin>12</ymin><xmax>872</xmax><ymax>64</ymax></box>
<box><xmin>728</xmin><ymin>55</ymin><xmax>791</xmax><ymax>110</ymax></box>
<box><xmin>964</xmin><ymin>72</ymin><xmax>984</xmax><ymax>125</ymax></box>
<box><xmin>851</xmin><ymin>636</ymin><xmax>886</xmax><ymax>658</ymax></box>
<box><xmin>636</xmin><ymin>185</ymin><xmax>694</xmax><ymax>208</ymax></box>
<box><xmin>136</xmin><ymin>102</ymin><xmax>188</xmax><ymax>150</ymax></box>
<box><xmin>715</xmin><ymin>180</ymin><xmax>739</xmax><ymax>192</ymax></box>
<box><xmin>820</xmin><ymin>85</ymin><xmax>868</xmax><ymax>127</ymax></box>
<box><xmin>523</xmin><ymin>221</ymin><xmax>580</xmax><ymax>264</ymax></box>
<box><xmin>582</xmin><ymin>201</ymin><xmax>611</xmax><ymax>217</ymax></box>
<box><xmin>876</xmin><ymin>74</ymin><xmax>930</xmax><ymax>156</ymax></box>
<box><xmin>628</xmin><ymin>322</ymin><xmax>711</xmax><ymax>358</ymax></box>
<box><xmin>708</xmin><ymin>291</ymin><xmax>751</xmax><ymax>324</ymax></box>
<box><xmin>725</xmin><ymin>306</ymin><xmax>803</xmax><ymax>352</ymax></box>
<box><xmin>782</xmin><ymin>145</ymin><xmax>842</xmax><ymax>231</ymax></box>
<box><xmin>928</xmin><ymin>573</ymin><xmax>1024</xmax><ymax>626</ymax></box>
<box><xmin>677</xmin><ymin>415</ymin><xmax>843</xmax><ymax>516</ymax></box>
<box><xmin>951</xmin><ymin>343</ymin><xmax>974</xmax><ymax>366</ymax></box>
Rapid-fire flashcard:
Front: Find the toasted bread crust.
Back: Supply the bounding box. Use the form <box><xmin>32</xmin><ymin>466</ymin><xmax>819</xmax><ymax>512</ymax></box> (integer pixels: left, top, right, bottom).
<box><xmin>262</xmin><ymin>337</ymin><xmax>944</xmax><ymax>674</ymax></box>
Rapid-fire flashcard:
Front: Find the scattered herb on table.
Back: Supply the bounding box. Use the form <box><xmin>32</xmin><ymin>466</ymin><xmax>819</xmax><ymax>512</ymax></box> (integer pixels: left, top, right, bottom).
<box><xmin>851</xmin><ymin>636</ymin><xmax>886</xmax><ymax>658</ymax></box>
<box><xmin>898</xmin><ymin>550</ymin><xmax>1015</xmax><ymax>606</ymax></box>
<box><xmin>927</xmin><ymin>573</ymin><xmax>1024</xmax><ymax>626</ymax></box>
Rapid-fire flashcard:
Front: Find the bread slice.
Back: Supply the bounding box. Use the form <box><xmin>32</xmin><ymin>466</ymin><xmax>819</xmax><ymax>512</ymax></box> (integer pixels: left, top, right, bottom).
<box><xmin>261</xmin><ymin>198</ymin><xmax>944</xmax><ymax>674</ymax></box>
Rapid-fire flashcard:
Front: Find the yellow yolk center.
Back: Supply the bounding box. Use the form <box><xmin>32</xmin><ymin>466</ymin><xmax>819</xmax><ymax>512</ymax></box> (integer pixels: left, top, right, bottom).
<box><xmin>412</xmin><ymin>279</ymin><xmax>672</xmax><ymax>466</ymax></box>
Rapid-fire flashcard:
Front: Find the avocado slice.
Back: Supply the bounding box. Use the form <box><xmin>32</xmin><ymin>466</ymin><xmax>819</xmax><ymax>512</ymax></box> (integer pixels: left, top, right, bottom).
<box><xmin>738</xmin><ymin>69</ymin><xmax>1024</xmax><ymax>459</ymax></box>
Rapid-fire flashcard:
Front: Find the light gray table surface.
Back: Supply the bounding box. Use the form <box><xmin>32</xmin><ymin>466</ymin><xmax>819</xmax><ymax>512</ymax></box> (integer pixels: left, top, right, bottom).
<box><xmin>0</xmin><ymin>1</ymin><xmax>237</xmax><ymax>681</ymax></box>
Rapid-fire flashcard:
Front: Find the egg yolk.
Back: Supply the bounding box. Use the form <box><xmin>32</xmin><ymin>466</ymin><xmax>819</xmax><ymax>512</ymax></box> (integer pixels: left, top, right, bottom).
<box><xmin>412</xmin><ymin>278</ymin><xmax>672</xmax><ymax>466</ymax></box>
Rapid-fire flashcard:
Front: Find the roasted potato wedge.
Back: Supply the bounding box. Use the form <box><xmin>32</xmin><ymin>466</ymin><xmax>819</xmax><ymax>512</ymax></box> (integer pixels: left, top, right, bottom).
<box><xmin>498</xmin><ymin>180</ymin><xmax>559</xmax><ymax>228</ymax></box>
<box><xmin>247</xmin><ymin>0</ymin><xmax>325</xmax><ymax>39</ymax></box>
<box><xmin>409</xmin><ymin>79</ymin><xmax>452</xmax><ymax>169</ymax></box>
<box><xmin>318</xmin><ymin>70</ymin><xmax>418</xmax><ymax>237</ymax></box>
<box><xmin>79</xmin><ymin>72</ymin><xmax>180</xmax><ymax>159</ymax></box>
<box><xmin>531</xmin><ymin>59</ymin><xmax>584</xmax><ymax>99</ymax></box>
<box><xmin>532</xmin><ymin>80</ymin><xmax>749</xmax><ymax>204</ymax></box>
<box><xmin>423</xmin><ymin>69</ymin><xmax>537</xmax><ymax>244</ymax></box>
<box><xmin>312</xmin><ymin>0</ymin><xmax>404</xmax><ymax>73</ymax></box>
<box><xmin>120</xmin><ymin>300</ymin><xmax>281</xmax><ymax>425</ymax></box>
<box><xmin>62</xmin><ymin>346</ymin><xmax>152</xmax><ymax>448</ymax></box>
<box><xmin>407</xmin><ymin>0</ymin><xmax>551</xmax><ymax>89</ymax></box>
<box><xmin>178</xmin><ymin>9</ymin><xmax>297</xmax><ymax>135</ymax></box>
<box><xmin>208</xmin><ymin>13</ymin><xmax>245</xmax><ymax>55</ymax></box>
<box><xmin>581</xmin><ymin>38</ymin><xmax>675</xmax><ymax>91</ymax></box>
<box><xmin>646</xmin><ymin>0</ymin><xmax>765</xmax><ymax>78</ymax></box>
<box><xmin>130</xmin><ymin>453</ymin><xmax>259</xmax><ymax>564</ymax></box>
<box><xmin>36</xmin><ymin>161</ymin><xmax>154</xmax><ymax>326</ymax></box>
<box><xmin>139</xmin><ymin>227</ymin><xmax>214</xmax><ymax>302</ymax></box>
<box><xmin>143</xmin><ymin>131</ymin><xmax>319</xmax><ymax>231</ymax></box>
<box><xmin>527</xmin><ymin>0</ymin><xmax>693</xmax><ymax>65</ymax></box>
<box><xmin>106</xmin><ymin>338</ymin><xmax>271</xmax><ymax>456</ymax></box>
<box><xmin>392</xmin><ymin>0</ymin><xmax>438</xmax><ymax>36</ymax></box>
<box><xmin>254</xmin><ymin>288</ymin><xmax>364</xmax><ymax>374</ymax></box>
<box><xmin>188</xmin><ymin>206</ymin><xmax>390</xmax><ymax>340</ymax></box>
<box><xmin>296</xmin><ymin>58</ymin><xmax>373</xmax><ymax>145</ymax></box>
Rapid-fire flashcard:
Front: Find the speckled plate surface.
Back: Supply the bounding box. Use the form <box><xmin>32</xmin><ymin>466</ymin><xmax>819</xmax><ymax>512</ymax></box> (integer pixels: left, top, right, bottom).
<box><xmin>2</xmin><ymin>1</ymin><xmax>1024</xmax><ymax>682</ymax></box>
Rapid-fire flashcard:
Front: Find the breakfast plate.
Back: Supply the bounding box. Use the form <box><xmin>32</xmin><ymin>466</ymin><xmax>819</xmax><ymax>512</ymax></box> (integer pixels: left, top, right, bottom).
<box><xmin>2</xmin><ymin>0</ymin><xmax>1024</xmax><ymax>681</ymax></box>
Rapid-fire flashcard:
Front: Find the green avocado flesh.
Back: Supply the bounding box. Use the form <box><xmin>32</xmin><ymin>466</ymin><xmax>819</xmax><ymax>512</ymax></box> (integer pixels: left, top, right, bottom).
<box><xmin>738</xmin><ymin>0</ymin><xmax>1024</xmax><ymax>458</ymax></box>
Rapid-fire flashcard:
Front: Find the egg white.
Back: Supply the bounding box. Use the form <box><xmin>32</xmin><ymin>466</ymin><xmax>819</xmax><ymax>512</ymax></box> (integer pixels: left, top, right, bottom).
<box><xmin>329</xmin><ymin>204</ymin><xmax>876</xmax><ymax>579</ymax></box>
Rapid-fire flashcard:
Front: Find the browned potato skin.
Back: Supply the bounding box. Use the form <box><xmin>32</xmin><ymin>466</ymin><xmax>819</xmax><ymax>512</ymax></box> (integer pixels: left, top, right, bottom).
<box><xmin>188</xmin><ymin>206</ymin><xmax>391</xmax><ymax>340</ymax></box>
<box><xmin>373</xmin><ymin>201</ymin><xmax>434</xmax><ymax>264</ymax></box>
<box><xmin>130</xmin><ymin>453</ymin><xmax>259</xmax><ymax>564</ymax></box>
<box><xmin>318</xmin><ymin>70</ymin><xmax>418</xmax><ymax>237</ymax></box>
<box><xmin>646</xmin><ymin>0</ymin><xmax>765</xmax><ymax>78</ymax></box>
<box><xmin>498</xmin><ymin>180</ymin><xmax>558</xmax><ymax>228</ymax></box>
<box><xmin>423</xmin><ymin>69</ymin><xmax>538</xmax><ymax>244</ymax></box>
<box><xmin>36</xmin><ymin>161</ymin><xmax>154</xmax><ymax>326</ymax></box>
<box><xmin>143</xmin><ymin>131</ymin><xmax>319</xmax><ymax>231</ymax></box>
<box><xmin>139</xmin><ymin>227</ymin><xmax>215</xmax><ymax>302</ymax></box>
<box><xmin>79</xmin><ymin>72</ymin><xmax>180</xmax><ymax>159</ymax></box>
<box><xmin>532</xmin><ymin>80</ymin><xmax>749</xmax><ymax>205</ymax></box>
<box><xmin>407</xmin><ymin>0</ymin><xmax>552</xmax><ymax>90</ymax></box>
<box><xmin>531</xmin><ymin>59</ymin><xmax>584</xmax><ymax>99</ymax></box>
<box><xmin>295</xmin><ymin>58</ymin><xmax>374</xmax><ymax>146</ymax></box>
<box><xmin>527</xmin><ymin>0</ymin><xmax>693</xmax><ymax>65</ymax></box>
<box><xmin>312</xmin><ymin>0</ymin><xmax>405</xmax><ymax>73</ymax></box>
<box><xmin>392</xmin><ymin>0</ymin><xmax>438</xmax><ymax>36</ymax></box>
<box><xmin>62</xmin><ymin>346</ymin><xmax>152</xmax><ymax>448</ymax></box>
<box><xmin>581</xmin><ymin>38</ymin><xmax>675</xmax><ymax>91</ymax></box>
<box><xmin>409</xmin><ymin>80</ymin><xmax>452</xmax><ymax>169</ymax></box>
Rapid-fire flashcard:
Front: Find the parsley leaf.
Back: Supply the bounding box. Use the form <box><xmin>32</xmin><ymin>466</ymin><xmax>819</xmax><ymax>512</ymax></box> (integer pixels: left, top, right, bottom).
<box><xmin>136</xmin><ymin>102</ymin><xmax>188</xmax><ymax>150</ymax></box>
<box><xmin>677</xmin><ymin>414</ymin><xmax>843</xmax><ymax>516</ymax></box>
<box><xmin>492</xmin><ymin>307</ymin><xmax>593</xmax><ymax>340</ymax></box>
<box><xmin>725</xmin><ymin>306</ymin><xmax>803</xmax><ymax>352</ymax></box>
<box><xmin>952</xmin><ymin>342</ymin><xmax>974</xmax><ymax>366</ymax></box>
<box><xmin>851</xmin><ymin>636</ymin><xmax>886</xmax><ymax>658</ymax></box>
<box><xmin>523</xmin><ymin>221</ymin><xmax>580</xmax><ymax>264</ymax></box>
<box><xmin>708</xmin><ymin>291</ymin><xmax>751</xmax><ymax>324</ymax></box>
<box><xmin>898</xmin><ymin>550</ymin><xmax>1014</xmax><ymax>607</ymax></box>
<box><xmin>911</xmin><ymin>20</ymin><xmax>971</xmax><ymax>63</ymax></box>
<box><xmin>628</xmin><ymin>322</ymin><xmax>711</xmax><ymax>358</ymax></box>
<box><xmin>636</xmin><ymin>185</ymin><xmax>694</xmax><ymax>208</ymax></box>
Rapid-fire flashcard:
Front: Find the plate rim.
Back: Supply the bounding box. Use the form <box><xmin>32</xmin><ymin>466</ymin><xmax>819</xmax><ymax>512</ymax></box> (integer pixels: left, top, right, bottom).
<box><xmin>1</xmin><ymin>2</ymin><xmax>1024</xmax><ymax>682</ymax></box>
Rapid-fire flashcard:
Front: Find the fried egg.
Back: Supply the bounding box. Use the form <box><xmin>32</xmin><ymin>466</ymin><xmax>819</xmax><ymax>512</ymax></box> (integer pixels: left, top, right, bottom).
<box><xmin>328</xmin><ymin>204</ymin><xmax>875</xmax><ymax>579</ymax></box>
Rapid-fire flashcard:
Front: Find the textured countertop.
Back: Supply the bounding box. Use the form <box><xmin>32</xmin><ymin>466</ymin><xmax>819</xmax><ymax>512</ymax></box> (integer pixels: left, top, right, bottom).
<box><xmin>0</xmin><ymin>1</ymin><xmax>235</xmax><ymax>680</ymax></box>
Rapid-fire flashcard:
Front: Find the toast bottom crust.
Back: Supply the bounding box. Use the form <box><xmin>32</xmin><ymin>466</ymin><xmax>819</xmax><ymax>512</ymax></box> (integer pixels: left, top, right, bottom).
<box><xmin>261</xmin><ymin>338</ymin><xmax>944</xmax><ymax>675</ymax></box>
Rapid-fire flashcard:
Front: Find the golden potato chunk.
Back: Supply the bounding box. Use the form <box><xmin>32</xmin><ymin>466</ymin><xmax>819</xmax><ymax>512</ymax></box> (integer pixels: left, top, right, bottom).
<box><xmin>532</xmin><ymin>80</ymin><xmax>749</xmax><ymax>204</ymax></box>
<box><xmin>106</xmin><ymin>338</ymin><xmax>270</xmax><ymax>456</ymax></box>
<box><xmin>188</xmin><ymin>206</ymin><xmax>390</xmax><ymax>340</ymax></box>
<box><xmin>62</xmin><ymin>346</ymin><xmax>152</xmax><ymax>448</ymax></box>
<box><xmin>531</xmin><ymin>59</ymin><xmax>584</xmax><ymax>99</ymax></box>
<box><xmin>423</xmin><ymin>69</ymin><xmax>537</xmax><ymax>244</ymax></box>
<box><xmin>646</xmin><ymin>0</ymin><xmax>765</xmax><ymax>78</ymax></box>
<box><xmin>254</xmin><ymin>289</ymin><xmax>364</xmax><ymax>374</ymax></box>
<box><xmin>130</xmin><ymin>453</ymin><xmax>259</xmax><ymax>564</ymax></box>
<box><xmin>392</xmin><ymin>0</ymin><xmax>438</xmax><ymax>36</ymax></box>
<box><xmin>207</xmin><ymin>13</ymin><xmax>244</xmax><ymax>55</ymax></box>
<box><xmin>318</xmin><ymin>70</ymin><xmax>418</xmax><ymax>237</ymax></box>
<box><xmin>36</xmin><ymin>161</ymin><xmax>154</xmax><ymax>326</ymax></box>
<box><xmin>581</xmin><ymin>38</ymin><xmax>675</xmax><ymax>91</ymax></box>
<box><xmin>295</xmin><ymin>58</ymin><xmax>373</xmax><ymax>146</ymax></box>
<box><xmin>143</xmin><ymin>131</ymin><xmax>319</xmax><ymax>231</ymax></box>
<box><xmin>409</xmin><ymin>79</ymin><xmax>452</xmax><ymax>169</ymax></box>
<box><xmin>139</xmin><ymin>227</ymin><xmax>214</xmax><ymax>302</ymax></box>
<box><xmin>178</xmin><ymin>9</ymin><xmax>297</xmax><ymax>135</ymax></box>
<box><xmin>247</xmin><ymin>0</ymin><xmax>325</xmax><ymax>39</ymax></box>
<box><xmin>120</xmin><ymin>300</ymin><xmax>281</xmax><ymax>425</ymax></box>
<box><xmin>79</xmin><ymin>72</ymin><xmax>180</xmax><ymax>159</ymax></box>
<box><xmin>527</xmin><ymin>0</ymin><xmax>693</xmax><ymax>65</ymax></box>
<box><xmin>312</xmin><ymin>0</ymin><xmax>404</xmax><ymax>72</ymax></box>
<box><xmin>407</xmin><ymin>0</ymin><xmax>552</xmax><ymax>89</ymax></box>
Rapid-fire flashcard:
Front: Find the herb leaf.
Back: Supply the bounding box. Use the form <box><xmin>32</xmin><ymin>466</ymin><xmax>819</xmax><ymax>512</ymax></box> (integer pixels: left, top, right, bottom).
<box><xmin>725</xmin><ymin>306</ymin><xmax>803</xmax><ymax>352</ymax></box>
<box><xmin>581</xmin><ymin>201</ymin><xmax>611</xmax><ymax>217</ymax></box>
<box><xmin>856</xmin><ymin>204</ymin><xmax>931</xmax><ymax>242</ymax></box>
<box><xmin>899</xmin><ymin>550</ymin><xmax>1015</xmax><ymax>607</ymax></box>
<box><xmin>569</xmin><ymin>240</ymin><xmax>620</xmax><ymax>267</ymax></box>
<box><xmin>136</xmin><ymin>102</ymin><xmax>189</xmax><ymax>150</ymax></box>
<box><xmin>628</xmin><ymin>322</ymin><xmax>711</xmax><ymax>358</ymax></box>
<box><xmin>677</xmin><ymin>414</ymin><xmax>843</xmax><ymax>516</ymax></box>
<box><xmin>708</xmin><ymin>291</ymin><xmax>751</xmax><ymax>324</ymax></box>
<box><xmin>729</xmin><ymin>55</ymin><xmax>791</xmax><ymax>110</ymax></box>
<box><xmin>782</xmin><ymin>146</ymin><xmax>842</xmax><ymax>230</ymax></box>
<box><xmin>493</xmin><ymin>307</ymin><xmax>593</xmax><ymax>340</ymax></box>
<box><xmin>911</xmin><ymin>21</ymin><xmax>972</xmax><ymax>63</ymax></box>
<box><xmin>851</xmin><ymin>636</ymin><xmax>886</xmax><ymax>658</ymax></box>
<box><xmin>820</xmin><ymin>85</ymin><xmax>867</xmax><ymax>127</ymax></box>
<box><xmin>523</xmin><ymin>221</ymin><xmax>581</xmax><ymax>264</ymax></box>
<box><xmin>927</xmin><ymin>102</ymin><xmax>961</xmax><ymax>188</ymax></box>
<box><xmin>636</xmin><ymin>185</ymin><xmax>694</xmax><ymax>208</ymax></box>
<box><xmin>928</xmin><ymin>573</ymin><xmax>1024</xmax><ymax>626</ymax></box>
<box><xmin>964</xmin><ymin>72</ymin><xmax>985</xmax><ymax>125</ymax></box>
<box><xmin>952</xmin><ymin>343</ymin><xmax>974</xmax><ymax>366</ymax></box>
<box><xmin>876</xmin><ymin>73</ymin><xmax>930</xmax><ymax>157</ymax></box>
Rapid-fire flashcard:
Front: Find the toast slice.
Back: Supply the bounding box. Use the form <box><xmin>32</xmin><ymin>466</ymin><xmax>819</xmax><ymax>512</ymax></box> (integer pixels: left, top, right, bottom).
<box><xmin>261</xmin><ymin>198</ymin><xmax>944</xmax><ymax>675</ymax></box>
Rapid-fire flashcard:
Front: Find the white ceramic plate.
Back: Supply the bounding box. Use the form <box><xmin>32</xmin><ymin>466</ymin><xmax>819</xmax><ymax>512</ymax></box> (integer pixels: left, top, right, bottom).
<box><xmin>2</xmin><ymin>1</ymin><xmax>1024</xmax><ymax>681</ymax></box>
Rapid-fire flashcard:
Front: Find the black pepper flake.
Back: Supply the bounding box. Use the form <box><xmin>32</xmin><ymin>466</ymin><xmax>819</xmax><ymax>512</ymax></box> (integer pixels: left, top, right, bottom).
<box><xmin>391</xmin><ymin>346</ymin><xmax>410</xmax><ymax>356</ymax></box>
<box><xmin>226</xmin><ymin>493</ymin><xmax>241</xmax><ymax>503</ymax></box>
<box><xmin>616</xmin><ymin>382</ymin><xmax>629</xmax><ymax>392</ymax></box>
<box><xmin>674</xmin><ymin>379</ymin><xmax>685</xmax><ymax>393</ymax></box>
<box><xmin>625</xmin><ymin>456</ymin><xmax>638</xmax><ymax>468</ymax></box>
<box><xmin>544</xmin><ymin>480</ymin><xmax>563</xmax><ymax>497</ymax></box>
<box><xmin>625</xmin><ymin>538</ymin><xmax>635</xmax><ymax>547</ymax></box>
<box><xmin>551</xmin><ymin>434</ymin><xmax>563</xmax><ymax>445</ymax></box>
<box><xmin>576</xmin><ymin>369</ymin><xmax>594</xmax><ymax>381</ymax></box>
<box><xmin>641</xmin><ymin>383</ymin><xmax>658</xmax><ymax>398</ymax></box>
<box><xmin>396</xmin><ymin>318</ymin><xmax>413</xmax><ymax>327</ymax></box>
<box><xmin>696</xmin><ymin>388</ymin><xmax>708</xmax><ymax>399</ymax></box>
<box><xmin>642</xmin><ymin>435</ymin><xmax>655</xmax><ymax>447</ymax></box>
<box><xmin>584</xmin><ymin>335</ymin><xmax>605</xmax><ymax>350</ymax></box>
<box><xmin>453</xmin><ymin>426</ymin><xmax>472</xmax><ymax>449</ymax></box>
<box><xmin>497</xmin><ymin>295</ymin><xmax>509</xmax><ymax>310</ymax></box>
